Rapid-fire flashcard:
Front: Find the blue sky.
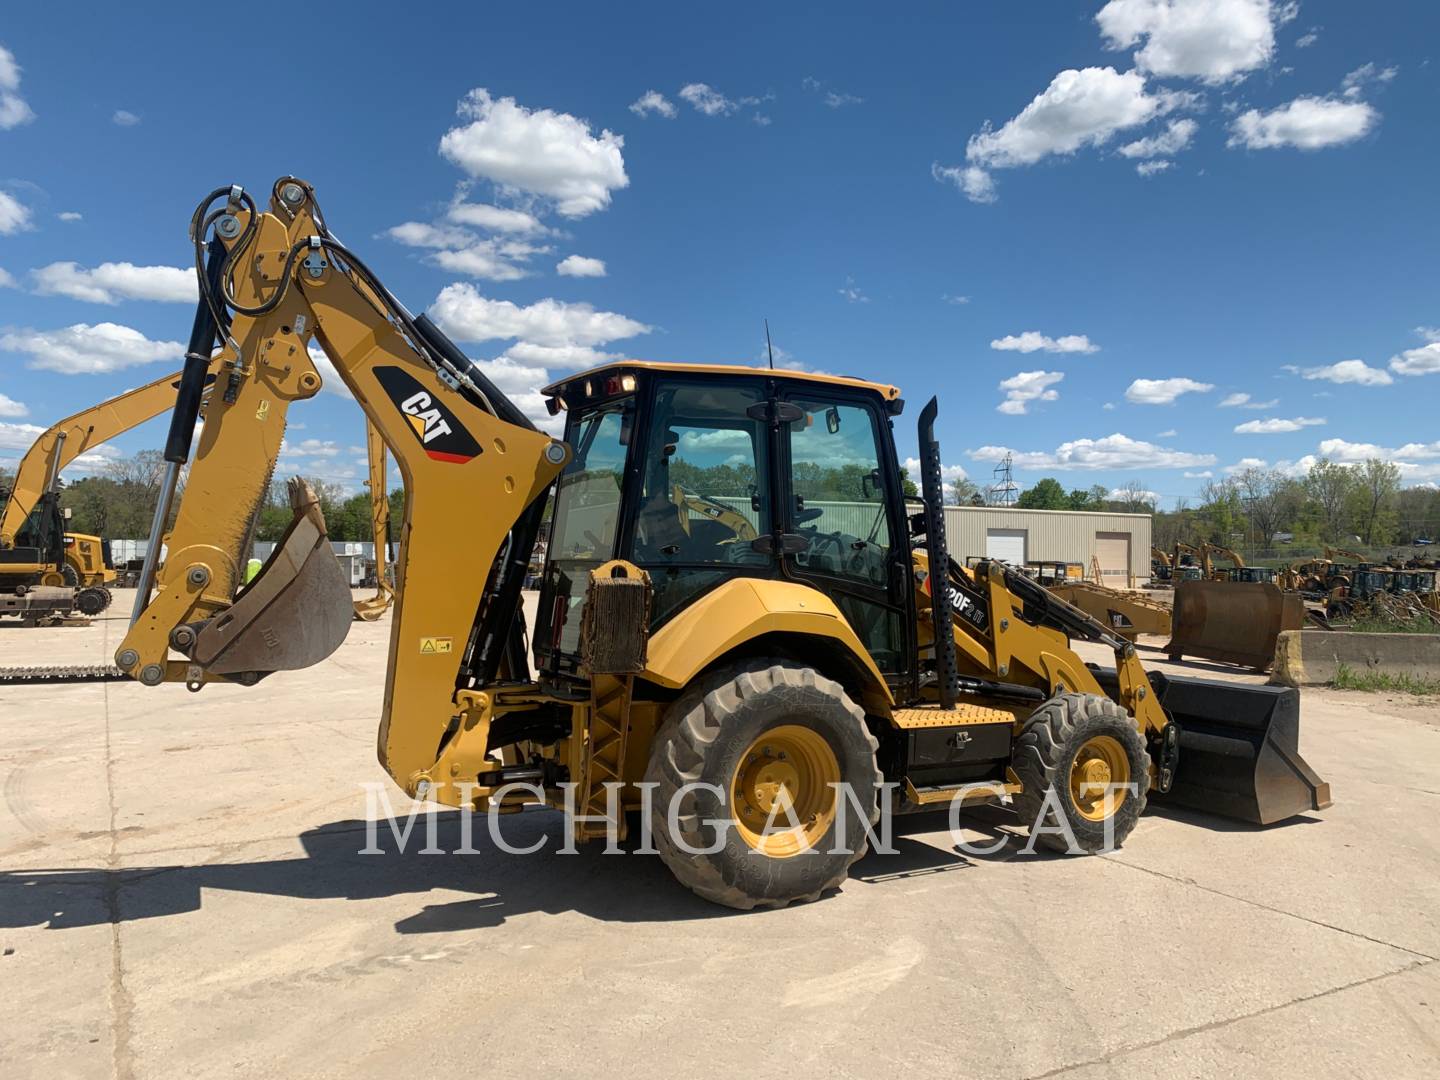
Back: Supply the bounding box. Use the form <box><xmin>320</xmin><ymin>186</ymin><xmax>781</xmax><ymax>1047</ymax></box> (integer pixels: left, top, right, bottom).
<box><xmin>1</xmin><ymin>1</ymin><xmax>1437</xmax><ymax>504</ymax></box>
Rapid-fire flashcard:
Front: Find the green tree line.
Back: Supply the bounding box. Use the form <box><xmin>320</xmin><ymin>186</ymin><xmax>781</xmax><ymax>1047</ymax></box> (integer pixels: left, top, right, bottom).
<box><xmin>1014</xmin><ymin>458</ymin><xmax>1438</xmax><ymax>554</ymax></box>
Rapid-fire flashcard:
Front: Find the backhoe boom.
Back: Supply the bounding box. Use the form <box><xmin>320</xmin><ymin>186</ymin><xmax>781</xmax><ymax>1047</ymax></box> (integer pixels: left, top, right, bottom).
<box><xmin>115</xmin><ymin>178</ymin><xmax>568</xmax><ymax>801</ymax></box>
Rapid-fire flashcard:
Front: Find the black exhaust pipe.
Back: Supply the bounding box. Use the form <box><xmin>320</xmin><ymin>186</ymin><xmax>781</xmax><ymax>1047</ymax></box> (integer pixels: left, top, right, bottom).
<box><xmin>917</xmin><ymin>398</ymin><xmax>959</xmax><ymax>709</ymax></box>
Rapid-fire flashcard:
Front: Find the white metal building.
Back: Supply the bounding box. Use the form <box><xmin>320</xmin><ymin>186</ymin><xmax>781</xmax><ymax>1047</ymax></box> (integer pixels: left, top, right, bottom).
<box><xmin>943</xmin><ymin>505</ymin><xmax>1153</xmax><ymax>583</ymax></box>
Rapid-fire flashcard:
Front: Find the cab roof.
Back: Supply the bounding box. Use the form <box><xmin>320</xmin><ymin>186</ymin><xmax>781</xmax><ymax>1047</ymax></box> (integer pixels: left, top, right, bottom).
<box><xmin>541</xmin><ymin>359</ymin><xmax>901</xmax><ymax>402</ymax></box>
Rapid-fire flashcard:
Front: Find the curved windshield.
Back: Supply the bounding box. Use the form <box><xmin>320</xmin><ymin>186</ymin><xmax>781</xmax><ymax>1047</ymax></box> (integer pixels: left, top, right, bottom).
<box><xmin>536</xmin><ymin>400</ymin><xmax>632</xmax><ymax>663</ymax></box>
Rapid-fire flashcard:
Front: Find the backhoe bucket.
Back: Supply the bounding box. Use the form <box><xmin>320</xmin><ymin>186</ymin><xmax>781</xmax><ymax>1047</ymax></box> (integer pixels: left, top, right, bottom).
<box><xmin>1163</xmin><ymin>580</ymin><xmax>1304</xmax><ymax>671</ymax></box>
<box><xmin>352</xmin><ymin>589</ymin><xmax>392</xmax><ymax>622</ymax></box>
<box><xmin>190</xmin><ymin>479</ymin><xmax>353</xmax><ymax>675</ymax></box>
<box><xmin>1150</xmin><ymin>672</ymin><xmax>1332</xmax><ymax>824</ymax></box>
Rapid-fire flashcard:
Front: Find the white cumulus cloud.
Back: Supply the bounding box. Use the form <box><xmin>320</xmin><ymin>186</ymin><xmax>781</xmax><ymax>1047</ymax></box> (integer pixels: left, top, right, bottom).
<box><xmin>0</xmin><ymin>190</ymin><xmax>31</xmax><ymax>235</ymax></box>
<box><xmin>1228</xmin><ymin>96</ymin><xmax>1377</xmax><ymax>150</ymax></box>
<box><xmin>0</xmin><ymin>392</ymin><xmax>27</xmax><ymax>418</ymax></box>
<box><xmin>1119</xmin><ymin>117</ymin><xmax>1198</xmax><ymax>158</ymax></box>
<box><xmin>1</xmin><ymin>322</ymin><xmax>184</xmax><ymax>373</ymax></box>
<box><xmin>991</xmin><ymin>331</ymin><xmax>1099</xmax><ymax>354</ymax></box>
<box><xmin>1234</xmin><ymin>416</ymin><xmax>1326</xmax><ymax>433</ymax></box>
<box><xmin>32</xmin><ymin>261</ymin><xmax>198</xmax><ymax>304</ymax></box>
<box><xmin>429</xmin><ymin>283</ymin><xmax>649</xmax><ymax>350</ymax></box>
<box><xmin>1299</xmin><ymin>359</ymin><xmax>1393</xmax><ymax>386</ymax></box>
<box><xmin>0</xmin><ymin>266</ymin><xmax>15</xmax><ymax>289</ymax></box>
<box><xmin>0</xmin><ymin>44</ymin><xmax>35</xmax><ymax>129</ymax></box>
<box><xmin>1097</xmin><ymin>0</ymin><xmax>1289</xmax><ymax>84</ymax></box>
<box><xmin>445</xmin><ymin>201</ymin><xmax>549</xmax><ymax>235</ymax></box>
<box><xmin>997</xmin><ymin>370</ymin><xmax>1063</xmax><ymax>415</ymax></box>
<box><xmin>679</xmin><ymin>83</ymin><xmax>738</xmax><ymax>117</ymax></box>
<box><xmin>1125</xmin><ymin>377</ymin><xmax>1213</xmax><ymax>404</ymax></box>
<box><xmin>1389</xmin><ymin>337</ymin><xmax>1440</xmax><ymax>377</ymax></box>
<box><xmin>968</xmin><ymin>67</ymin><xmax>1174</xmax><ymax>169</ymax></box>
<box><xmin>629</xmin><ymin>90</ymin><xmax>677</xmax><ymax>119</ymax></box>
<box><xmin>932</xmin><ymin>163</ymin><xmax>997</xmax><ymax>204</ymax></box>
<box><xmin>112</xmin><ymin>109</ymin><xmax>140</xmax><ymax>126</ymax></box>
<box><xmin>970</xmin><ymin>432</ymin><xmax>1216</xmax><ymax>471</ymax></box>
<box><xmin>1136</xmin><ymin>159</ymin><xmax>1173</xmax><ymax>176</ymax></box>
<box><xmin>438</xmin><ymin>89</ymin><xmax>628</xmax><ymax>218</ymax></box>
<box><xmin>556</xmin><ymin>255</ymin><xmax>606</xmax><ymax>278</ymax></box>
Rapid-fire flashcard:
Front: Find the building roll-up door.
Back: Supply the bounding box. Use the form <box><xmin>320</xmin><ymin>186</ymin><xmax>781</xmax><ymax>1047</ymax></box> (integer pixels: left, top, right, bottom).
<box><xmin>1095</xmin><ymin>532</ymin><xmax>1131</xmax><ymax>581</ymax></box>
<box><xmin>985</xmin><ymin>528</ymin><xmax>1027</xmax><ymax>566</ymax></box>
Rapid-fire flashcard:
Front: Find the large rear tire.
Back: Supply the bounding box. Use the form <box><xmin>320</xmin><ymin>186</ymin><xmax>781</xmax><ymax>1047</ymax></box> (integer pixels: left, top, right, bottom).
<box><xmin>1011</xmin><ymin>692</ymin><xmax>1149</xmax><ymax>854</ymax></box>
<box><xmin>645</xmin><ymin>660</ymin><xmax>882</xmax><ymax>910</ymax></box>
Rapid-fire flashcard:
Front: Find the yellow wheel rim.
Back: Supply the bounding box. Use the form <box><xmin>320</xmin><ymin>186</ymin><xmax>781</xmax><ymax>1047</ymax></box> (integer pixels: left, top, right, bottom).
<box><xmin>1068</xmin><ymin>735</ymin><xmax>1130</xmax><ymax>822</ymax></box>
<box><xmin>729</xmin><ymin>725</ymin><xmax>840</xmax><ymax>858</ymax></box>
<box><xmin>40</xmin><ymin>571</ymin><xmax>65</xmax><ymax>587</ymax></box>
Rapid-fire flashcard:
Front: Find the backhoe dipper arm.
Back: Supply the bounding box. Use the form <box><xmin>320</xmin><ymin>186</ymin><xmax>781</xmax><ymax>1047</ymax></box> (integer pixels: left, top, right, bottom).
<box><xmin>351</xmin><ymin>420</ymin><xmax>395</xmax><ymax>621</ymax></box>
<box><xmin>0</xmin><ymin>366</ymin><xmax>218</xmax><ymax>547</ymax></box>
<box><xmin>114</xmin><ymin>178</ymin><xmax>569</xmax><ymax>798</ymax></box>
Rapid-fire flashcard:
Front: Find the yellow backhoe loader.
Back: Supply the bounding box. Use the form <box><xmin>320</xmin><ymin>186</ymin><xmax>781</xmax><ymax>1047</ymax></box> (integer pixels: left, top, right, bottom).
<box><xmin>0</xmin><ymin>368</ymin><xmax>219</xmax><ymax>617</ymax></box>
<box><xmin>15</xmin><ymin>178</ymin><xmax>1329</xmax><ymax>909</ymax></box>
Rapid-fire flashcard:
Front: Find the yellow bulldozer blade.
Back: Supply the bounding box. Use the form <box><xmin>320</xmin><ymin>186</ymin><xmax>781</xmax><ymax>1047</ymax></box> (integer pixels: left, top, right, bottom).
<box><xmin>1049</xmin><ymin>581</ymin><xmax>1171</xmax><ymax>641</ymax></box>
<box><xmin>1164</xmin><ymin>579</ymin><xmax>1305</xmax><ymax>671</ymax></box>
<box><xmin>188</xmin><ymin>479</ymin><xmax>354</xmax><ymax>676</ymax></box>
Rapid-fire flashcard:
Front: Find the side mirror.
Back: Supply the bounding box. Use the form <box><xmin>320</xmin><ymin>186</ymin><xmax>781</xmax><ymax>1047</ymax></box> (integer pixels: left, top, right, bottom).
<box><xmin>862</xmin><ymin>468</ymin><xmax>882</xmax><ymax>499</ymax></box>
<box><xmin>825</xmin><ymin>407</ymin><xmax>841</xmax><ymax>434</ymax></box>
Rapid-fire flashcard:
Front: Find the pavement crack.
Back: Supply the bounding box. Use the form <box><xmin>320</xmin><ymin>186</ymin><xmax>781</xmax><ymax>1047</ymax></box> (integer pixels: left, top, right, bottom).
<box><xmin>1024</xmin><ymin>959</ymin><xmax>1437</xmax><ymax>1079</ymax></box>
<box><xmin>102</xmin><ymin>676</ymin><xmax>136</xmax><ymax>1080</ymax></box>
<box><xmin>1103</xmin><ymin>855</ymin><xmax>1439</xmax><ymax>962</ymax></box>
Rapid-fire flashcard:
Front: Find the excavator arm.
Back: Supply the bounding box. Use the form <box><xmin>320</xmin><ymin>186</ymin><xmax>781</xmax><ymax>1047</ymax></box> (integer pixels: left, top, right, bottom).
<box><xmin>0</xmin><ymin>366</ymin><xmax>218</xmax><ymax>548</ymax></box>
<box><xmin>114</xmin><ymin>178</ymin><xmax>569</xmax><ymax>798</ymax></box>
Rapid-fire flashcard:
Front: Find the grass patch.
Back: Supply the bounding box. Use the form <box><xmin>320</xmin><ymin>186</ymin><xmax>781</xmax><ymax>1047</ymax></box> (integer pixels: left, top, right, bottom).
<box><xmin>1332</xmin><ymin>663</ymin><xmax>1440</xmax><ymax>696</ymax></box>
<box><xmin>1347</xmin><ymin>615</ymin><xmax>1440</xmax><ymax>635</ymax></box>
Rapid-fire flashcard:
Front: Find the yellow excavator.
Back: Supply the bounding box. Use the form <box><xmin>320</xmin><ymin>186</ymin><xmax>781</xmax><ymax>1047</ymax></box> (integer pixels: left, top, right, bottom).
<box><xmin>16</xmin><ymin>178</ymin><xmax>1328</xmax><ymax>909</ymax></box>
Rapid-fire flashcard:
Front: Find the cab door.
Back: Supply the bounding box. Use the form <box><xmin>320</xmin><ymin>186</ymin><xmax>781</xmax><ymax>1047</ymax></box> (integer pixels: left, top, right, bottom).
<box><xmin>777</xmin><ymin>390</ymin><xmax>913</xmax><ymax>682</ymax></box>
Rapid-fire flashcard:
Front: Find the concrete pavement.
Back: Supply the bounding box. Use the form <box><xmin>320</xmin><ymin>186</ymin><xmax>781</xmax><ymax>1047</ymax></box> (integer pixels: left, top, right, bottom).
<box><xmin>1</xmin><ymin>592</ymin><xmax>1437</xmax><ymax>1079</ymax></box>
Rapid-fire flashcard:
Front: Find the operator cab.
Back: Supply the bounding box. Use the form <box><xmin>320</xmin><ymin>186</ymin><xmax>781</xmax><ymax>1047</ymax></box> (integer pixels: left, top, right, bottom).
<box><xmin>534</xmin><ymin>362</ymin><xmax>913</xmax><ymax>692</ymax></box>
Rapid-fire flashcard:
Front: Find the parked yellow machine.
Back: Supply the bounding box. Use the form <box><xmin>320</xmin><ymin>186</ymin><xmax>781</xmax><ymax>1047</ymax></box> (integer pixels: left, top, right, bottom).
<box><xmin>0</xmin><ymin>366</ymin><xmax>217</xmax><ymax>613</ymax></box>
<box><xmin>33</xmin><ymin>178</ymin><xmax>1331</xmax><ymax>909</ymax></box>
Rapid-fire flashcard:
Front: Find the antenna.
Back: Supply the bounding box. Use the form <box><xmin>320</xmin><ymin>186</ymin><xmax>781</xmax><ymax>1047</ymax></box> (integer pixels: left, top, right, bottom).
<box><xmin>764</xmin><ymin>319</ymin><xmax>775</xmax><ymax>370</ymax></box>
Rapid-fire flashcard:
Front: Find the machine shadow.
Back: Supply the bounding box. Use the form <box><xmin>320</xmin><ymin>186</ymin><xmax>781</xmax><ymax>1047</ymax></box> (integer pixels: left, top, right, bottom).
<box><xmin>1</xmin><ymin>802</ymin><xmax>1286</xmax><ymax>933</ymax></box>
<box><xmin>0</xmin><ymin>810</ymin><xmax>739</xmax><ymax>933</ymax></box>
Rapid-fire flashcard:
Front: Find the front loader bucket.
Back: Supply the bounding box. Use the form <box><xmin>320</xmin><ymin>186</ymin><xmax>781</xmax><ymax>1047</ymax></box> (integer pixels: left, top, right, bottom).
<box><xmin>1150</xmin><ymin>672</ymin><xmax>1332</xmax><ymax>824</ymax></box>
<box><xmin>1164</xmin><ymin>580</ymin><xmax>1304</xmax><ymax>671</ymax></box>
<box><xmin>189</xmin><ymin>479</ymin><xmax>353</xmax><ymax>675</ymax></box>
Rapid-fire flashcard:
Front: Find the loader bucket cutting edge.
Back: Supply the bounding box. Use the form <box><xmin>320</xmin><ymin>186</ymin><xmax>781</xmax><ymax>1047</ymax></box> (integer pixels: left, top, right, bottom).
<box><xmin>1149</xmin><ymin>672</ymin><xmax>1332</xmax><ymax>825</ymax></box>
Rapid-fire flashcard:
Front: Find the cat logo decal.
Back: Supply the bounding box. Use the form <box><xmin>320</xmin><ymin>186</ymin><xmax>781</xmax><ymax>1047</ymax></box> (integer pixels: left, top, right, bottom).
<box><xmin>374</xmin><ymin>366</ymin><xmax>482</xmax><ymax>464</ymax></box>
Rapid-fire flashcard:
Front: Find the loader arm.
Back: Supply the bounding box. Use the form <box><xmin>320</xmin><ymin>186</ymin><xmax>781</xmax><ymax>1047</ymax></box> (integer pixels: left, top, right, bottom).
<box><xmin>115</xmin><ymin>178</ymin><xmax>569</xmax><ymax>797</ymax></box>
<box><xmin>0</xmin><ymin>366</ymin><xmax>217</xmax><ymax>548</ymax></box>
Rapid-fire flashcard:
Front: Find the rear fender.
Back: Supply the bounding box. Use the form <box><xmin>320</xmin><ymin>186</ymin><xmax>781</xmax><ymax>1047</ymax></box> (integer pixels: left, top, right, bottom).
<box><xmin>641</xmin><ymin>578</ymin><xmax>893</xmax><ymax>710</ymax></box>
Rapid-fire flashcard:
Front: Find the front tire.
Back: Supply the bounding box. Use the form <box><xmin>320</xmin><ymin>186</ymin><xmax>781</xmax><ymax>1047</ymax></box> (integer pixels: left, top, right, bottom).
<box><xmin>1011</xmin><ymin>692</ymin><xmax>1150</xmax><ymax>854</ymax></box>
<box><xmin>645</xmin><ymin>661</ymin><xmax>882</xmax><ymax>910</ymax></box>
